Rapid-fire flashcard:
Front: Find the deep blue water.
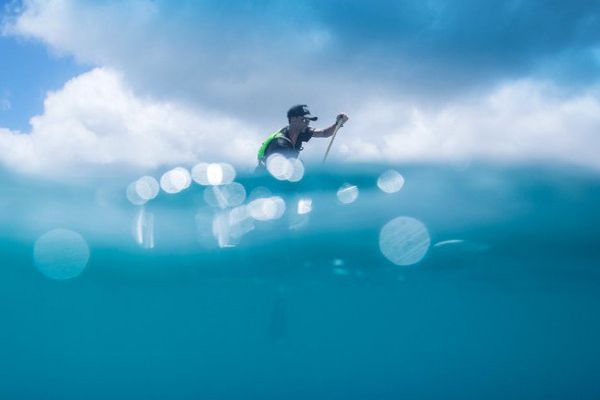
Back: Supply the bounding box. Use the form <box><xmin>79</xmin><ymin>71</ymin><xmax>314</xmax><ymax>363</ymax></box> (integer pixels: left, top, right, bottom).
<box><xmin>1</xmin><ymin>163</ymin><xmax>600</xmax><ymax>399</ymax></box>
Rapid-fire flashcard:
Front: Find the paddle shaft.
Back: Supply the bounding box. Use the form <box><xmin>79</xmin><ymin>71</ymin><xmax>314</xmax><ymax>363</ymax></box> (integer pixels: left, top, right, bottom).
<box><xmin>322</xmin><ymin>119</ymin><xmax>344</xmax><ymax>163</ymax></box>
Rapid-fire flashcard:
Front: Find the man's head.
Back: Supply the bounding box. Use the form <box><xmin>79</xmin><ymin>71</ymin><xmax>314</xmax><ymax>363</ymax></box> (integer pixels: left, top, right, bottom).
<box><xmin>287</xmin><ymin>104</ymin><xmax>318</xmax><ymax>129</ymax></box>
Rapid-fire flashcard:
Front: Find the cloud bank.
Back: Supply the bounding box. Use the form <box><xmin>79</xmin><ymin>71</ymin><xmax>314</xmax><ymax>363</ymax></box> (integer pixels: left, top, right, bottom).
<box><xmin>1</xmin><ymin>0</ymin><xmax>600</xmax><ymax>175</ymax></box>
<box><xmin>0</xmin><ymin>68</ymin><xmax>259</xmax><ymax>175</ymax></box>
<box><xmin>342</xmin><ymin>80</ymin><xmax>600</xmax><ymax>169</ymax></box>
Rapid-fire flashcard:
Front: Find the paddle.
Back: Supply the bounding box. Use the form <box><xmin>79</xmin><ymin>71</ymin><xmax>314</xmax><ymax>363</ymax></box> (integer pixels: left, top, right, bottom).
<box><xmin>322</xmin><ymin>117</ymin><xmax>345</xmax><ymax>164</ymax></box>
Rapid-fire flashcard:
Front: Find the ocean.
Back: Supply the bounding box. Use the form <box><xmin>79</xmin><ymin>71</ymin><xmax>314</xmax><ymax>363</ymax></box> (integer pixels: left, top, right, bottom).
<box><xmin>1</xmin><ymin>162</ymin><xmax>599</xmax><ymax>399</ymax></box>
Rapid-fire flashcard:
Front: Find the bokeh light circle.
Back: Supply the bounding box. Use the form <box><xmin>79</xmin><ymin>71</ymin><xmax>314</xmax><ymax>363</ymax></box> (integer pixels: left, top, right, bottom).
<box><xmin>135</xmin><ymin>176</ymin><xmax>160</xmax><ymax>200</ymax></box>
<box><xmin>248</xmin><ymin>186</ymin><xmax>272</xmax><ymax>202</ymax></box>
<box><xmin>219</xmin><ymin>163</ymin><xmax>236</xmax><ymax>185</ymax></box>
<box><xmin>297</xmin><ymin>197</ymin><xmax>313</xmax><ymax>215</ymax></box>
<box><xmin>288</xmin><ymin>158</ymin><xmax>305</xmax><ymax>182</ymax></box>
<box><xmin>126</xmin><ymin>181</ymin><xmax>146</xmax><ymax>205</ymax></box>
<box><xmin>204</xmin><ymin>182</ymin><xmax>247</xmax><ymax>209</ymax></box>
<box><xmin>377</xmin><ymin>170</ymin><xmax>405</xmax><ymax>194</ymax></box>
<box><xmin>207</xmin><ymin>163</ymin><xmax>224</xmax><ymax>185</ymax></box>
<box><xmin>227</xmin><ymin>206</ymin><xmax>255</xmax><ymax>239</ymax></box>
<box><xmin>160</xmin><ymin>167</ymin><xmax>191</xmax><ymax>194</ymax></box>
<box><xmin>191</xmin><ymin>162</ymin><xmax>210</xmax><ymax>185</ymax></box>
<box><xmin>248</xmin><ymin>196</ymin><xmax>286</xmax><ymax>221</ymax></box>
<box><xmin>379</xmin><ymin>217</ymin><xmax>430</xmax><ymax>266</ymax></box>
<box><xmin>34</xmin><ymin>228</ymin><xmax>90</xmax><ymax>280</ymax></box>
<box><xmin>266</xmin><ymin>154</ymin><xmax>293</xmax><ymax>180</ymax></box>
<box><xmin>336</xmin><ymin>184</ymin><xmax>359</xmax><ymax>204</ymax></box>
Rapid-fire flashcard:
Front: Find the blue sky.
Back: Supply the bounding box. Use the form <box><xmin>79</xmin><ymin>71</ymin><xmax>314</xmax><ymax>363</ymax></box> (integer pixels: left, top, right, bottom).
<box><xmin>0</xmin><ymin>0</ymin><xmax>599</xmax><ymax>176</ymax></box>
<box><xmin>0</xmin><ymin>32</ymin><xmax>85</xmax><ymax>131</ymax></box>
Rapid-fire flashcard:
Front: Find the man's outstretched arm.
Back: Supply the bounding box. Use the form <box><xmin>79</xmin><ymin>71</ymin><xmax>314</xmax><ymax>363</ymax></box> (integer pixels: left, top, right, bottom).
<box><xmin>312</xmin><ymin>113</ymin><xmax>349</xmax><ymax>138</ymax></box>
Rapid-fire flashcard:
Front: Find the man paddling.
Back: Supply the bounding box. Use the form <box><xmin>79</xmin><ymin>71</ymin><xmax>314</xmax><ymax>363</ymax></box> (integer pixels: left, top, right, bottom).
<box><xmin>256</xmin><ymin>104</ymin><xmax>349</xmax><ymax>169</ymax></box>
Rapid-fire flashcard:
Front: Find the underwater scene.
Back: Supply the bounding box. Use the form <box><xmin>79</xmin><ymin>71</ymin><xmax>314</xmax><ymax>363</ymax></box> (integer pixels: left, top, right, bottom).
<box><xmin>1</xmin><ymin>162</ymin><xmax>599</xmax><ymax>399</ymax></box>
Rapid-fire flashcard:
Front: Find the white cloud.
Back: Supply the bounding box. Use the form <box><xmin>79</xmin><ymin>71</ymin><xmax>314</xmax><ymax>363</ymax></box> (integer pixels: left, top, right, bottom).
<box><xmin>0</xmin><ymin>68</ymin><xmax>261</xmax><ymax>176</ymax></box>
<box><xmin>3</xmin><ymin>0</ymin><xmax>158</xmax><ymax>64</ymax></box>
<box><xmin>331</xmin><ymin>80</ymin><xmax>600</xmax><ymax>169</ymax></box>
<box><xmin>2</xmin><ymin>0</ymin><xmax>342</xmax><ymax>122</ymax></box>
<box><xmin>1</xmin><ymin>69</ymin><xmax>599</xmax><ymax>177</ymax></box>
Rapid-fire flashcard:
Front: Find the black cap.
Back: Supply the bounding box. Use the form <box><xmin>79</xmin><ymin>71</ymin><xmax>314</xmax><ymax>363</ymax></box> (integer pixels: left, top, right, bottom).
<box><xmin>287</xmin><ymin>104</ymin><xmax>318</xmax><ymax>121</ymax></box>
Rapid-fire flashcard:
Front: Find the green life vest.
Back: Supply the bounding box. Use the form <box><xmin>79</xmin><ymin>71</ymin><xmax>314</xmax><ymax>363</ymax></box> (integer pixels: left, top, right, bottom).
<box><xmin>257</xmin><ymin>128</ymin><xmax>292</xmax><ymax>162</ymax></box>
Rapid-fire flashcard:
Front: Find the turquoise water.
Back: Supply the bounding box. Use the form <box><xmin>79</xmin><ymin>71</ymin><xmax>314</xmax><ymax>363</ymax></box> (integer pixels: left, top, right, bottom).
<box><xmin>1</xmin><ymin>163</ymin><xmax>599</xmax><ymax>399</ymax></box>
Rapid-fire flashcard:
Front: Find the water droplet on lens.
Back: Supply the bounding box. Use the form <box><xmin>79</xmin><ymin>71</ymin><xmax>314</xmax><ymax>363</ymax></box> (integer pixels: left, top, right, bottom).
<box><xmin>192</xmin><ymin>162</ymin><xmax>210</xmax><ymax>185</ymax></box>
<box><xmin>288</xmin><ymin>158</ymin><xmax>305</xmax><ymax>182</ymax></box>
<box><xmin>266</xmin><ymin>154</ymin><xmax>293</xmax><ymax>180</ymax></box>
<box><xmin>377</xmin><ymin>169</ymin><xmax>405</xmax><ymax>193</ymax></box>
<box><xmin>204</xmin><ymin>182</ymin><xmax>247</xmax><ymax>209</ymax></box>
<box><xmin>136</xmin><ymin>176</ymin><xmax>160</xmax><ymax>201</ymax></box>
<box><xmin>228</xmin><ymin>206</ymin><xmax>255</xmax><ymax>239</ymax></box>
<box><xmin>248</xmin><ymin>196</ymin><xmax>286</xmax><ymax>221</ymax></box>
<box><xmin>248</xmin><ymin>186</ymin><xmax>272</xmax><ymax>202</ymax></box>
<box><xmin>219</xmin><ymin>163</ymin><xmax>236</xmax><ymax>185</ymax></box>
<box><xmin>297</xmin><ymin>197</ymin><xmax>313</xmax><ymax>215</ymax></box>
<box><xmin>160</xmin><ymin>167</ymin><xmax>191</xmax><ymax>194</ymax></box>
<box><xmin>126</xmin><ymin>181</ymin><xmax>146</xmax><ymax>205</ymax></box>
<box><xmin>379</xmin><ymin>217</ymin><xmax>430</xmax><ymax>266</ymax></box>
<box><xmin>34</xmin><ymin>229</ymin><xmax>90</xmax><ymax>280</ymax></box>
<box><xmin>132</xmin><ymin>208</ymin><xmax>155</xmax><ymax>249</ymax></box>
<box><xmin>212</xmin><ymin>212</ymin><xmax>236</xmax><ymax>248</ymax></box>
<box><xmin>336</xmin><ymin>184</ymin><xmax>359</xmax><ymax>204</ymax></box>
<box><xmin>207</xmin><ymin>163</ymin><xmax>224</xmax><ymax>185</ymax></box>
